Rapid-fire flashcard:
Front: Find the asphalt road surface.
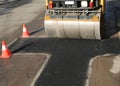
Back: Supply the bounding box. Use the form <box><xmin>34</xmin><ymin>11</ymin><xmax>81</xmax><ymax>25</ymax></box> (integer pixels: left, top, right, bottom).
<box><xmin>9</xmin><ymin>38</ymin><xmax>120</xmax><ymax>86</ymax></box>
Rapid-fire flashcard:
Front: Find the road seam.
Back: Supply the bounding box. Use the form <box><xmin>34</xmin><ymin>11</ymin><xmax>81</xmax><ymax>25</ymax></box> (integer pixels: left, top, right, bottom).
<box><xmin>30</xmin><ymin>53</ymin><xmax>51</xmax><ymax>86</ymax></box>
<box><xmin>85</xmin><ymin>54</ymin><xmax>114</xmax><ymax>86</ymax></box>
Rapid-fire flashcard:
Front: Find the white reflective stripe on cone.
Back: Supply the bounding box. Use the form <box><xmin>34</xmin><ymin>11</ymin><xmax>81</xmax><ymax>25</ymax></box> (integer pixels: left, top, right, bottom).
<box><xmin>90</xmin><ymin>0</ymin><xmax>93</xmax><ymax>2</ymax></box>
<box><xmin>23</xmin><ymin>27</ymin><xmax>27</xmax><ymax>32</ymax></box>
<box><xmin>2</xmin><ymin>45</ymin><xmax>7</xmax><ymax>51</ymax></box>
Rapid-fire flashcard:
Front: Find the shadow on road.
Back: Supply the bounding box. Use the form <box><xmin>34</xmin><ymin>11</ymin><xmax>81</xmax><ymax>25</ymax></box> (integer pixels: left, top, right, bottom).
<box><xmin>30</xmin><ymin>28</ymin><xmax>44</xmax><ymax>35</ymax></box>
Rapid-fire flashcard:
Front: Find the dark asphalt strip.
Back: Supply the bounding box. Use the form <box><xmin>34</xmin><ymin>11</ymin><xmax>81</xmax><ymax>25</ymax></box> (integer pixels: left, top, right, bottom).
<box><xmin>9</xmin><ymin>38</ymin><xmax>120</xmax><ymax>86</ymax></box>
<box><xmin>0</xmin><ymin>0</ymin><xmax>32</xmax><ymax>7</ymax></box>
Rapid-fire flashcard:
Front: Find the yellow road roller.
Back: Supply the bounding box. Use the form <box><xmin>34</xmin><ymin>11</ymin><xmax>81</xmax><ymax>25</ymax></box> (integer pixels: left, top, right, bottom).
<box><xmin>44</xmin><ymin>0</ymin><xmax>105</xmax><ymax>39</ymax></box>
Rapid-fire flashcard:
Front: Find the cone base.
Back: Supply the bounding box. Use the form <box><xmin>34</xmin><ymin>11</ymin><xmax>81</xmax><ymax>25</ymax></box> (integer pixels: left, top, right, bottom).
<box><xmin>0</xmin><ymin>54</ymin><xmax>11</xmax><ymax>59</ymax></box>
<box><xmin>22</xmin><ymin>35</ymin><xmax>30</xmax><ymax>38</ymax></box>
<box><xmin>22</xmin><ymin>33</ymin><xmax>30</xmax><ymax>38</ymax></box>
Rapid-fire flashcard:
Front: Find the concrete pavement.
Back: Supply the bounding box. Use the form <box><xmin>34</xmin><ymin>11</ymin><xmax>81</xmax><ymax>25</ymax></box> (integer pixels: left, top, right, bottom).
<box><xmin>0</xmin><ymin>53</ymin><xmax>49</xmax><ymax>86</ymax></box>
<box><xmin>0</xmin><ymin>0</ymin><xmax>45</xmax><ymax>44</ymax></box>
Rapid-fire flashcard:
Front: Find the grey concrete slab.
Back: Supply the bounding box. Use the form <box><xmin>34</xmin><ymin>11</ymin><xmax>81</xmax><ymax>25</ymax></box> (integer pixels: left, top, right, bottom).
<box><xmin>0</xmin><ymin>53</ymin><xmax>48</xmax><ymax>86</ymax></box>
<box><xmin>88</xmin><ymin>54</ymin><xmax>120</xmax><ymax>86</ymax></box>
<box><xmin>0</xmin><ymin>0</ymin><xmax>45</xmax><ymax>44</ymax></box>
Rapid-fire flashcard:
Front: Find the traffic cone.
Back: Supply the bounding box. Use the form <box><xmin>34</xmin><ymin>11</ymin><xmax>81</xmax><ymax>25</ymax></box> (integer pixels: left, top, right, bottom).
<box><xmin>89</xmin><ymin>0</ymin><xmax>94</xmax><ymax>8</ymax></box>
<box><xmin>22</xmin><ymin>24</ymin><xmax>30</xmax><ymax>38</ymax></box>
<box><xmin>0</xmin><ymin>41</ymin><xmax>12</xmax><ymax>59</ymax></box>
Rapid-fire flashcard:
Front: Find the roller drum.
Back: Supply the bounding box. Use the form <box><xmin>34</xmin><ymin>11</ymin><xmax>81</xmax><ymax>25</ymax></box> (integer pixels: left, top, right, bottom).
<box><xmin>45</xmin><ymin>18</ymin><xmax>101</xmax><ymax>39</ymax></box>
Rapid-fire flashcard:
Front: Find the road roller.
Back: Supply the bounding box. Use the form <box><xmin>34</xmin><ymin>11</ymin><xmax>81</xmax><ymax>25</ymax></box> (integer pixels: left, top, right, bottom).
<box><xmin>44</xmin><ymin>0</ymin><xmax>105</xmax><ymax>39</ymax></box>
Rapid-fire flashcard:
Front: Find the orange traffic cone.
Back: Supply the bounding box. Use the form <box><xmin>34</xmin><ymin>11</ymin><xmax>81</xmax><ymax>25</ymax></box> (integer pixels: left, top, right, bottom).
<box><xmin>89</xmin><ymin>0</ymin><xmax>94</xmax><ymax>8</ymax></box>
<box><xmin>22</xmin><ymin>24</ymin><xmax>30</xmax><ymax>38</ymax></box>
<box><xmin>0</xmin><ymin>41</ymin><xmax>12</xmax><ymax>59</ymax></box>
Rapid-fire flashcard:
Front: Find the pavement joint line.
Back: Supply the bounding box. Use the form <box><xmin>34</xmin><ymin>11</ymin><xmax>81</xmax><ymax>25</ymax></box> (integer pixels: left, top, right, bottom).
<box><xmin>30</xmin><ymin>53</ymin><xmax>51</xmax><ymax>86</ymax></box>
<box><xmin>8</xmin><ymin>36</ymin><xmax>48</xmax><ymax>47</ymax></box>
<box><xmin>13</xmin><ymin>53</ymin><xmax>50</xmax><ymax>55</ymax></box>
<box><xmin>27</xmin><ymin>36</ymin><xmax>48</xmax><ymax>38</ymax></box>
<box><xmin>85</xmin><ymin>55</ymin><xmax>102</xmax><ymax>86</ymax></box>
<box><xmin>85</xmin><ymin>54</ymin><xmax>114</xmax><ymax>86</ymax></box>
<box><xmin>13</xmin><ymin>53</ymin><xmax>51</xmax><ymax>86</ymax></box>
<box><xmin>8</xmin><ymin>38</ymin><xmax>18</xmax><ymax>47</ymax></box>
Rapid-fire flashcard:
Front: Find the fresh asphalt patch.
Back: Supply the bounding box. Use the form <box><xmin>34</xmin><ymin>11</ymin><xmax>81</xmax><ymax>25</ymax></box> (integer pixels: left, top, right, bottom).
<box><xmin>9</xmin><ymin>38</ymin><xmax>120</xmax><ymax>86</ymax></box>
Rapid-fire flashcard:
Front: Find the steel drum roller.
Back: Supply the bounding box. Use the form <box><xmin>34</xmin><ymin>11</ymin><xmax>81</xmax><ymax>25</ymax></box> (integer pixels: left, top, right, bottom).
<box><xmin>45</xmin><ymin>18</ymin><xmax>101</xmax><ymax>39</ymax></box>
